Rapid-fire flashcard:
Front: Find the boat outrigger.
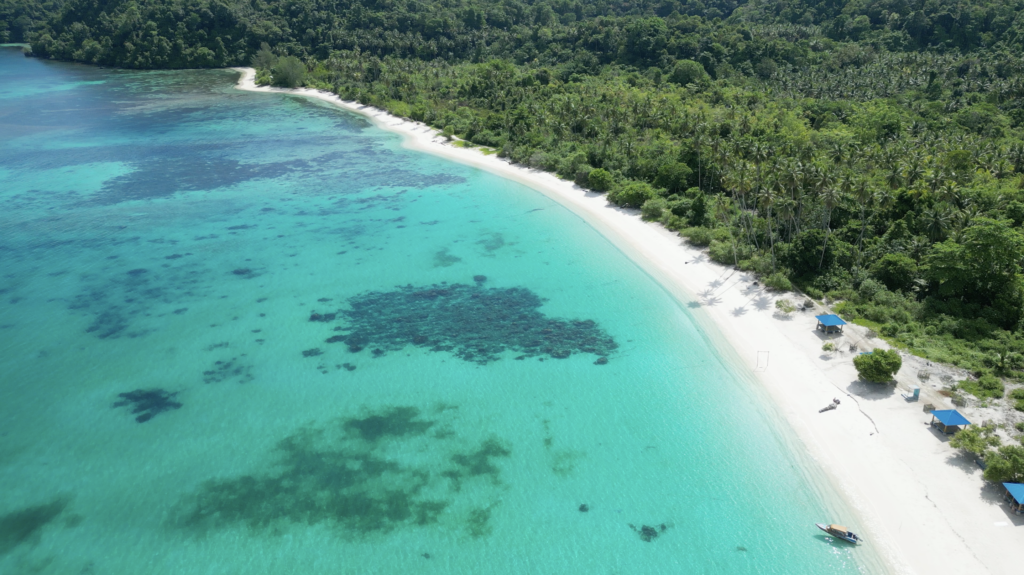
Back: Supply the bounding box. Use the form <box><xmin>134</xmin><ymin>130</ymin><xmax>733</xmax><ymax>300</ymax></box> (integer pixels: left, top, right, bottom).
<box><xmin>816</xmin><ymin>523</ymin><xmax>862</xmax><ymax>544</ymax></box>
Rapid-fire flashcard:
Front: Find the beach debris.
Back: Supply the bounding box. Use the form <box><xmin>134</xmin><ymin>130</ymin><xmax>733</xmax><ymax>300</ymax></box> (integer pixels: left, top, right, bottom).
<box><xmin>579</xmin><ymin>504</ymin><xmax>589</xmax><ymax>512</ymax></box>
<box><xmin>320</xmin><ymin>279</ymin><xmax>617</xmax><ymax>364</ymax></box>
<box><xmin>819</xmin><ymin>398</ymin><xmax>841</xmax><ymax>413</ymax></box>
<box><xmin>113</xmin><ymin>388</ymin><xmax>182</xmax><ymax>423</ymax></box>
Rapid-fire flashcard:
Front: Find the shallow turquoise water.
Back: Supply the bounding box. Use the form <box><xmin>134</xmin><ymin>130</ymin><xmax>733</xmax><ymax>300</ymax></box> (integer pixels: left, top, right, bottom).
<box><xmin>0</xmin><ymin>49</ymin><xmax>876</xmax><ymax>574</ymax></box>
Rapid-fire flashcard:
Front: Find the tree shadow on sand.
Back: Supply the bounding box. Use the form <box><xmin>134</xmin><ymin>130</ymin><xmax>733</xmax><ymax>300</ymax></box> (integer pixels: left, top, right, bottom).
<box><xmin>845</xmin><ymin>379</ymin><xmax>897</xmax><ymax>401</ymax></box>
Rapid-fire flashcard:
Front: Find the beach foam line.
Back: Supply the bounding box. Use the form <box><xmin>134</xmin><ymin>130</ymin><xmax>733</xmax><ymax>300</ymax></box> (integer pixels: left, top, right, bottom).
<box><xmin>232</xmin><ymin>67</ymin><xmax>1020</xmax><ymax>575</ymax></box>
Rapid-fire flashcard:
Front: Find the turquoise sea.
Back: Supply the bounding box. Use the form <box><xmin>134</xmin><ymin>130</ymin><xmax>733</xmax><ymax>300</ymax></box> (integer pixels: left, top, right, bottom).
<box><xmin>0</xmin><ymin>47</ymin><xmax>880</xmax><ymax>574</ymax></box>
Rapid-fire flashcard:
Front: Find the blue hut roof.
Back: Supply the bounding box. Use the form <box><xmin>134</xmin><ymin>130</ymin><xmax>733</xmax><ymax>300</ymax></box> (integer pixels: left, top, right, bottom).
<box><xmin>1004</xmin><ymin>483</ymin><xmax>1024</xmax><ymax>504</ymax></box>
<box><xmin>815</xmin><ymin>314</ymin><xmax>847</xmax><ymax>326</ymax></box>
<box><xmin>931</xmin><ymin>409</ymin><xmax>971</xmax><ymax>427</ymax></box>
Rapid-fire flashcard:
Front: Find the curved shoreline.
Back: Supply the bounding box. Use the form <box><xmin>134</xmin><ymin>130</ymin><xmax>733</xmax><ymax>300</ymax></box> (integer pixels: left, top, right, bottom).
<box><xmin>232</xmin><ymin>68</ymin><xmax>1019</xmax><ymax>575</ymax></box>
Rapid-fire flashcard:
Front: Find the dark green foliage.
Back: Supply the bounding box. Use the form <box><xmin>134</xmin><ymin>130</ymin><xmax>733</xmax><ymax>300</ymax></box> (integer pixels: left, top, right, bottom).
<box><xmin>949</xmin><ymin>424</ymin><xmax>1000</xmax><ymax>456</ymax></box>
<box><xmin>272</xmin><ymin>56</ymin><xmax>305</xmax><ymax>88</ymax></box>
<box><xmin>763</xmin><ymin>272</ymin><xmax>792</xmax><ymax>292</ymax></box>
<box><xmin>853</xmin><ymin>349</ymin><xmax>902</xmax><ymax>383</ymax></box>
<box><xmin>586</xmin><ymin>168</ymin><xmax>613</xmax><ymax>192</ymax></box>
<box><xmin>983</xmin><ymin>445</ymin><xmax>1024</xmax><ymax>483</ymax></box>
<box><xmin>870</xmin><ymin>253</ymin><xmax>918</xmax><ymax>293</ymax></box>
<box><xmin>924</xmin><ymin>219</ymin><xmax>1024</xmax><ymax>328</ymax></box>
<box><xmin>669</xmin><ymin>60</ymin><xmax>707</xmax><ymax>86</ymax></box>
<box><xmin>653</xmin><ymin>163</ymin><xmax>692</xmax><ymax>195</ymax></box>
<box><xmin>251</xmin><ymin>42</ymin><xmax>276</xmax><ymax>70</ymax></box>
<box><xmin>608</xmin><ymin>180</ymin><xmax>658</xmax><ymax>209</ymax></box>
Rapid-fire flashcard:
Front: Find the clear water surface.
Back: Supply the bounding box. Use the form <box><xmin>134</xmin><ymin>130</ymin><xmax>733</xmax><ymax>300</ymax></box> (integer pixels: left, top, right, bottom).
<box><xmin>0</xmin><ymin>48</ymin><xmax>879</xmax><ymax>574</ymax></box>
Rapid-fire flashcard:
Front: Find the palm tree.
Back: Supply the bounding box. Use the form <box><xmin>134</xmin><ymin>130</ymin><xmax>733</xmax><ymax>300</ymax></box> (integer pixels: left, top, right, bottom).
<box><xmin>921</xmin><ymin>205</ymin><xmax>951</xmax><ymax>242</ymax></box>
<box><xmin>761</xmin><ymin>181</ymin><xmax>779</xmax><ymax>271</ymax></box>
<box><xmin>818</xmin><ymin>185</ymin><xmax>843</xmax><ymax>271</ymax></box>
<box><xmin>851</xmin><ymin>179</ymin><xmax>873</xmax><ymax>255</ymax></box>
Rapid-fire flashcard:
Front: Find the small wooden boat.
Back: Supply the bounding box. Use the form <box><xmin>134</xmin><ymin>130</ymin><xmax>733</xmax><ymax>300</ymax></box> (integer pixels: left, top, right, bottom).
<box><xmin>816</xmin><ymin>523</ymin><xmax>862</xmax><ymax>544</ymax></box>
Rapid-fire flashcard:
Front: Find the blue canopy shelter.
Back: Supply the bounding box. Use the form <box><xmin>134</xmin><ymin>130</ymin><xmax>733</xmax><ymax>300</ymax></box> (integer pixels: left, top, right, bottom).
<box><xmin>1002</xmin><ymin>483</ymin><xmax>1024</xmax><ymax>514</ymax></box>
<box><xmin>815</xmin><ymin>314</ymin><xmax>847</xmax><ymax>334</ymax></box>
<box><xmin>929</xmin><ymin>409</ymin><xmax>971</xmax><ymax>434</ymax></box>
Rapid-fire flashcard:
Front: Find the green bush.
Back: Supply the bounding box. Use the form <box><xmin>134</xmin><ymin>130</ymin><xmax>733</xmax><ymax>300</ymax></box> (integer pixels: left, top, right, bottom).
<box><xmin>870</xmin><ymin>253</ymin><xmax>919</xmax><ymax>293</ymax></box>
<box><xmin>608</xmin><ymin>180</ymin><xmax>658</xmax><ymax>208</ymax></box>
<box><xmin>803</xmin><ymin>285</ymin><xmax>824</xmax><ymax>300</ymax></box>
<box><xmin>708</xmin><ymin>240</ymin><xmax>738</xmax><ymax>265</ymax></box>
<box><xmin>763</xmin><ymin>272</ymin><xmax>793</xmax><ymax>292</ymax></box>
<box><xmin>574</xmin><ymin>165</ymin><xmax>593</xmax><ymax>187</ymax></box>
<box><xmin>641</xmin><ymin>198</ymin><xmax>669</xmax><ymax>221</ymax></box>
<box><xmin>853</xmin><ymin>348</ymin><xmax>902</xmax><ymax>383</ymax></box>
<box><xmin>983</xmin><ymin>445</ymin><xmax>1024</xmax><ymax>483</ymax></box>
<box><xmin>680</xmin><ymin>227</ymin><xmax>713</xmax><ymax>247</ymax></box>
<box><xmin>587</xmin><ymin>168</ymin><xmax>613</xmax><ymax>192</ymax></box>
<box><xmin>949</xmin><ymin>424</ymin><xmax>1001</xmax><ymax>457</ymax></box>
<box><xmin>958</xmin><ymin>374</ymin><xmax>1004</xmax><ymax>399</ymax></box>
<box><xmin>271</xmin><ymin>56</ymin><xmax>306</xmax><ymax>87</ymax></box>
<box><xmin>1012</xmin><ymin>388</ymin><xmax>1024</xmax><ymax>411</ymax></box>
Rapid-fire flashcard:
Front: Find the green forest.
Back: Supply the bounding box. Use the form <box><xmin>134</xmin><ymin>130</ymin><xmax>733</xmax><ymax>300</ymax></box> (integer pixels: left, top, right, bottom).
<box><xmin>8</xmin><ymin>1</ymin><xmax>1024</xmax><ymax>404</ymax></box>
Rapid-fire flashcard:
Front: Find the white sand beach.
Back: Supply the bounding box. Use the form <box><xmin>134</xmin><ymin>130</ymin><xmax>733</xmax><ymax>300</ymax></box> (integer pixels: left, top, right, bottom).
<box><xmin>234</xmin><ymin>68</ymin><xmax>1024</xmax><ymax>574</ymax></box>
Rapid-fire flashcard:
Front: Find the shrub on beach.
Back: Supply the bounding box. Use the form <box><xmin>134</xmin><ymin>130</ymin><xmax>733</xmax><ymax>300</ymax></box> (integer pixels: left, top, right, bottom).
<box><xmin>949</xmin><ymin>424</ymin><xmax>1000</xmax><ymax>457</ymax></box>
<box><xmin>587</xmin><ymin>168</ymin><xmax>613</xmax><ymax>192</ymax></box>
<box><xmin>983</xmin><ymin>445</ymin><xmax>1024</xmax><ymax>483</ymax></box>
<box><xmin>958</xmin><ymin>374</ymin><xmax>1004</xmax><ymax>399</ymax></box>
<box><xmin>1011</xmin><ymin>388</ymin><xmax>1024</xmax><ymax>411</ymax></box>
<box><xmin>853</xmin><ymin>348</ymin><xmax>902</xmax><ymax>383</ymax></box>
<box><xmin>272</xmin><ymin>56</ymin><xmax>306</xmax><ymax>88</ymax></box>
<box><xmin>681</xmin><ymin>226</ymin><xmax>713</xmax><ymax>246</ymax></box>
<box><xmin>763</xmin><ymin>272</ymin><xmax>793</xmax><ymax>292</ymax></box>
<box><xmin>641</xmin><ymin>198</ymin><xmax>669</xmax><ymax>221</ymax></box>
<box><xmin>608</xmin><ymin>180</ymin><xmax>658</xmax><ymax>208</ymax></box>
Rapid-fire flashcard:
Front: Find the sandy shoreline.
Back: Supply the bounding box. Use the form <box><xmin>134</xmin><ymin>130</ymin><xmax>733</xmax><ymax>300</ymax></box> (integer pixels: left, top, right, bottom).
<box><xmin>232</xmin><ymin>68</ymin><xmax>1022</xmax><ymax>574</ymax></box>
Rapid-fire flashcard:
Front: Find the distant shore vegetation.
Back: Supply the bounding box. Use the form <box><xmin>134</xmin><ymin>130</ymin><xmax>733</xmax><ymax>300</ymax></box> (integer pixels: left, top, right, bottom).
<box><xmin>9</xmin><ymin>0</ymin><xmax>1024</xmax><ymax>397</ymax></box>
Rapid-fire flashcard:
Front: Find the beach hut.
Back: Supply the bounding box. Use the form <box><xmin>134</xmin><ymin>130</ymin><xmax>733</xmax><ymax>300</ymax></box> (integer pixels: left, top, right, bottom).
<box><xmin>929</xmin><ymin>409</ymin><xmax>971</xmax><ymax>434</ymax></box>
<box><xmin>1002</xmin><ymin>483</ymin><xmax>1024</xmax><ymax>515</ymax></box>
<box><xmin>815</xmin><ymin>314</ymin><xmax>847</xmax><ymax>334</ymax></box>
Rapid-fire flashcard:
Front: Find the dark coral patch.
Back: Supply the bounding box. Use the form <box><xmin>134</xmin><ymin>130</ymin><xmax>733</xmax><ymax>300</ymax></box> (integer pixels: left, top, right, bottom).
<box><xmin>326</xmin><ymin>281</ymin><xmax>616</xmax><ymax>364</ymax></box>
<box><xmin>202</xmin><ymin>357</ymin><xmax>254</xmax><ymax>384</ymax></box>
<box><xmin>344</xmin><ymin>406</ymin><xmax>433</xmax><ymax>442</ymax></box>
<box><xmin>113</xmin><ymin>389</ymin><xmax>182</xmax><ymax>422</ymax></box>
<box><xmin>0</xmin><ymin>498</ymin><xmax>69</xmax><ymax>556</ymax></box>
<box><xmin>174</xmin><ymin>406</ymin><xmax>508</xmax><ymax>540</ymax></box>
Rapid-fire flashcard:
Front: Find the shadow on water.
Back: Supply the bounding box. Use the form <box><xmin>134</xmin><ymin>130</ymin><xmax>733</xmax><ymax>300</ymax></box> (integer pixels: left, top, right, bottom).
<box><xmin>173</xmin><ymin>406</ymin><xmax>510</xmax><ymax>540</ymax></box>
<box><xmin>811</xmin><ymin>533</ymin><xmax>860</xmax><ymax>551</ymax></box>
<box><xmin>0</xmin><ymin>498</ymin><xmax>70</xmax><ymax>556</ymax></box>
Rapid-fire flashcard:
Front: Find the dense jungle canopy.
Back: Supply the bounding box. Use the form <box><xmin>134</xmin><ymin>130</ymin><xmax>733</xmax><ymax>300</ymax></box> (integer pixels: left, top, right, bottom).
<box><xmin>8</xmin><ymin>1</ymin><xmax>1024</xmax><ymax>389</ymax></box>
